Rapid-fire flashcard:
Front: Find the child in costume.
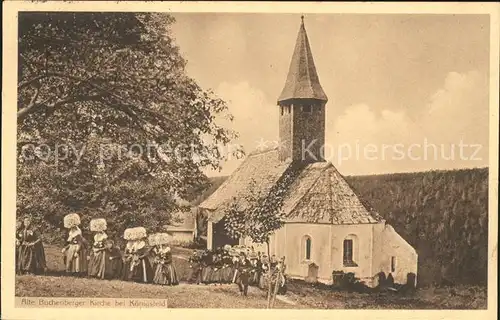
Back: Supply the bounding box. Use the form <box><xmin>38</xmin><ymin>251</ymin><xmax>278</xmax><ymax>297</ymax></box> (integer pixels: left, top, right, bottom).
<box><xmin>220</xmin><ymin>245</ymin><xmax>234</xmax><ymax>283</ymax></box>
<box><xmin>122</xmin><ymin>235</ymin><xmax>135</xmax><ymax>281</ymax></box>
<box><xmin>148</xmin><ymin>233</ymin><xmax>160</xmax><ymax>272</ymax></box>
<box><xmin>211</xmin><ymin>249</ymin><xmax>223</xmax><ymax>285</ymax></box>
<box><xmin>151</xmin><ymin>234</ymin><xmax>178</xmax><ymax>286</ymax></box>
<box><xmin>103</xmin><ymin>239</ymin><xmax>123</xmax><ymax>279</ymax></box>
<box><xmin>188</xmin><ymin>250</ymin><xmax>203</xmax><ymax>284</ymax></box>
<box><xmin>276</xmin><ymin>256</ymin><xmax>287</xmax><ymax>295</ymax></box>
<box><xmin>230</xmin><ymin>249</ymin><xmax>240</xmax><ymax>283</ymax></box>
<box><xmin>201</xmin><ymin>249</ymin><xmax>214</xmax><ymax>284</ymax></box>
<box><xmin>249</xmin><ymin>252</ymin><xmax>260</xmax><ymax>286</ymax></box>
<box><xmin>236</xmin><ymin>252</ymin><xmax>252</xmax><ymax>296</ymax></box>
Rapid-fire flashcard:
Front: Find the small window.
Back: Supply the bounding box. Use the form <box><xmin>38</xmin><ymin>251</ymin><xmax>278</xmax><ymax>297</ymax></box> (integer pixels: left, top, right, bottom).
<box><xmin>286</xmin><ymin>105</ymin><xmax>291</xmax><ymax>114</ymax></box>
<box><xmin>391</xmin><ymin>256</ymin><xmax>396</xmax><ymax>272</ymax></box>
<box><xmin>304</xmin><ymin>236</ymin><xmax>312</xmax><ymax>260</ymax></box>
<box><xmin>280</xmin><ymin>105</ymin><xmax>284</xmax><ymax>116</ymax></box>
<box><xmin>302</xmin><ymin>105</ymin><xmax>312</xmax><ymax>113</ymax></box>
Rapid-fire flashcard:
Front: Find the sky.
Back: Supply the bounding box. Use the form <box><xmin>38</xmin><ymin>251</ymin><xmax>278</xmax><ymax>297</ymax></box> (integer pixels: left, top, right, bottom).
<box><xmin>170</xmin><ymin>13</ymin><xmax>490</xmax><ymax>177</ymax></box>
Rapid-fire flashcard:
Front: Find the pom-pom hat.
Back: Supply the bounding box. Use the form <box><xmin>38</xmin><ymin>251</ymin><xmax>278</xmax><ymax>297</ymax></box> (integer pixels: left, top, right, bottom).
<box><xmin>123</xmin><ymin>226</ymin><xmax>147</xmax><ymax>241</ymax></box>
<box><xmin>90</xmin><ymin>218</ymin><xmax>107</xmax><ymax>232</ymax></box>
<box><xmin>156</xmin><ymin>233</ymin><xmax>170</xmax><ymax>245</ymax></box>
<box><xmin>148</xmin><ymin>233</ymin><xmax>159</xmax><ymax>246</ymax></box>
<box><xmin>64</xmin><ymin>213</ymin><xmax>81</xmax><ymax>228</ymax></box>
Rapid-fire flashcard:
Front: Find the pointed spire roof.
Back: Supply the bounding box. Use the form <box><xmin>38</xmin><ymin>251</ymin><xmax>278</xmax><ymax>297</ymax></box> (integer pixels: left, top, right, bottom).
<box><xmin>278</xmin><ymin>16</ymin><xmax>328</xmax><ymax>104</ymax></box>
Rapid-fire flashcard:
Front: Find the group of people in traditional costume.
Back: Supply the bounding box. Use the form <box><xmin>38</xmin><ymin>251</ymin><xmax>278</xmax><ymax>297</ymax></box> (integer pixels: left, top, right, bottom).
<box><xmin>16</xmin><ymin>213</ymin><xmax>179</xmax><ymax>286</ymax></box>
<box><xmin>187</xmin><ymin>245</ymin><xmax>287</xmax><ymax>296</ymax></box>
<box><xmin>16</xmin><ymin>213</ymin><xmax>287</xmax><ymax>296</ymax></box>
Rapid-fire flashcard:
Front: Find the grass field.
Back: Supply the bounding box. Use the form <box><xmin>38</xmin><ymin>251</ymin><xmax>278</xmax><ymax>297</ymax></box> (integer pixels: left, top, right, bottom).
<box><xmin>15</xmin><ymin>245</ymin><xmax>487</xmax><ymax>309</ymax></box>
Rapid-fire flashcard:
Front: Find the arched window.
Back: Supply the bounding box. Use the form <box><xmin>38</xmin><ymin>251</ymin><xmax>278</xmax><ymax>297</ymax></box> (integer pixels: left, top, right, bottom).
<box><xmin>304</xmin><ymin>236</ymin><xmax>312</xmax><ymax>260</ymax></box>
<box><xmin>343</xmin><ymin>234</ymin><xmax>358</xmax><ymax>267</ymax></box>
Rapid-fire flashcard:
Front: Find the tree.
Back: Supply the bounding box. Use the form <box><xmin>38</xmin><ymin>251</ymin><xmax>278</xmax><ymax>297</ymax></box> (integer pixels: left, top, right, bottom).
<box><xmin>347</xmin><ymin>167</ymin><xmax>488</xmax><ymax>287</ymax></box>
<box><xmin>17</xmin><ymin>12</ymin><xmax>242</xmax><ymax>240</ymax></box>
<box><xmin>222</xmin><ymin>179</ymin><xmax>284</xmax><ymax>308</ymax></box>
<box><xmin>222</xmin><ymin>165</ymin><xmax>301</xmax><ymax>308</ymax></box>
<box><xmin>223</xmin><ymin>179</ymin><xmax>285</xmax><ymax>256</ymax></box>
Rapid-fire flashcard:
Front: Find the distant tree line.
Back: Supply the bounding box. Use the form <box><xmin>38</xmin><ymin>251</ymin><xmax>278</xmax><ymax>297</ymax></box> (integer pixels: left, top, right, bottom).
<box><xmin>346</xmin><ymin>167</ymin><xmax>488</xmax><ymax>287</ymax></box>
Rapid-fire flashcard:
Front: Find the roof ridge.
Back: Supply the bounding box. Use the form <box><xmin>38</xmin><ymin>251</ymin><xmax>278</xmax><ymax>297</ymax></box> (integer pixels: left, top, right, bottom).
<box><xmin>247</xmin><ymin>146</ymin><xmax>279</xmax><ymax>157</ymax></box>
<box><xmin>301</xmin><ymin>25</ymin><xmax>315</xmax><ymax>97</ymax></box>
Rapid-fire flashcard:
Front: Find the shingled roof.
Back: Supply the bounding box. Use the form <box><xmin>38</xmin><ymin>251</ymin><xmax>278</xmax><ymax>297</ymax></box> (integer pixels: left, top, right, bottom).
<box><xmin>199</xmin><ymin>148</ymin><xmax>382</xmax><ymax>225</ymax></box>
<box><xmin>277</xmin><ymin>16</ymin><xmax>328</xmax><ymax>104</ymax></box>
<box><xmin>200</xmin><ymin>147</ymin><xmax>291</xmax><ymax>223</ymax></box>
<box><xmin>283</xmin><ymin>163</ymin><xmax>382</xmax><ymax>224</ymax></box>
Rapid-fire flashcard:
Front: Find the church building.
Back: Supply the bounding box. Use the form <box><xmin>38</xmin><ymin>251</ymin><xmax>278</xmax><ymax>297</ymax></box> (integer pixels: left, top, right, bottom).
<box><xmin>199</xmin><ymin>17</ymin><xmax>418</xmax><ymax>288</ymax></box>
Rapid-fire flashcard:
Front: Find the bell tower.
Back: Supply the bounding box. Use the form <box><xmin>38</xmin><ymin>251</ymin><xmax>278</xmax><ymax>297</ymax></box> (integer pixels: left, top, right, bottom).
<box><xmin>277</xmin><ymin>16</ymin><xmax>328</xmax><ymax>163</ymax></box>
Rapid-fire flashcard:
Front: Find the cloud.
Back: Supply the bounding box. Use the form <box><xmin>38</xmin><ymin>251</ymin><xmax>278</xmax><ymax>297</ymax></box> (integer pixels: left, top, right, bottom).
<box><xmin>423</xmin><ymin>70</ymin><xmax>489</xmax><ymax>143</ymax></box>
<box><xmin>205</xmin><ymin>71</ymin><xmax>488</xmax><ymax>177</ymax></box>
<box><xmin>330</xmin><ymin>104</ymin><xmax>413</xmax><ymax>145</ymax></box>
<box><xmin>328</xmin><ymin>71</ymin><xmax>489</xmax><ymax>175</ymax></box>
<box><xmin>204</xmin><ymin>81</ymin><xmax>278</xmax><ymax>176</ymax></box>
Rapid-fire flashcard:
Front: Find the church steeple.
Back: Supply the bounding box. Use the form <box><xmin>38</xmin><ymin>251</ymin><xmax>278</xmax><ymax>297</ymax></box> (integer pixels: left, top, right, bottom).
<box><xmin>277</xmin><ymin>16</ymin><xmax>328</xmax><ymax>163</ymax></box>
<box><xmin>278</xmin><ymin>16</ymin><xmax>328</xmax><ymax>104</ymax></box>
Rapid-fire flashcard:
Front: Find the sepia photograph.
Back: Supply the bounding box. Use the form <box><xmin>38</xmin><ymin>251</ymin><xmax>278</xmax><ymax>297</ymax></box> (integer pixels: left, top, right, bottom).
<box><xmin>2</xmin><ymin>1</ymin><xmax>498</xmax><ymax>318</ymax></box>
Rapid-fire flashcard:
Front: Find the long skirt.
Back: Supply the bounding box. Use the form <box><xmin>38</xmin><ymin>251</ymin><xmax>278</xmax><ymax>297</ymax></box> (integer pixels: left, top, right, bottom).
<box><xmin>122</xmin><ymin>259</ymin><xmax>132</xmax><ymax>281</ymax></box>
<box><xmin>149</xmin><ymin>257</ymin><xmax>157</xmax><ymax>273</ymax></box>
<box><xmin>211</xmin><ymin>268</ymin><xmax>221</xmax><ymax>283</ymax></box>
<box><xmin>248</xmin><ymin>270</ymin><xmax>254</xmax><ymax>285</ymax></box>
<box><xmin>88</xmin><ymin>250</ymin><xmax>106</xmax><ymax>278</ymax></box>
<box><xmin>187</xmin><ymin>263</ymin><xmax>202</xmax><ymax>284</ymax></box>
<box><xmin>153</xmin><ymin>263</ymin><xmax>179</xmax><ymax>285</ymax></box>
<box><xmin>251</xmin><ymin>271</ymin><xmax>260</xmax><ymax>286</ymax></box>
<box><xmin>64</xmin><ymin>244</ymin><xmax>88</xmax><ymax>274</ymax></box>
<box><xmin>130</xmin><ymin>258</ymin><xmax>153</xmax><ymax>283</ymax></box>
<box><xmin>258</xmin><ymin>273</ymin><xmax>267</xmax><ymax>289</ymax></box>
<box><xmin>231</xmin><ymin>268</ymin><xmax>239</xmax><ymax>283</ymax></box>
<box><xmin>201</xmin><ymin>266</ymin><xmax>213</xmax><ymax>284</ymax></box>
<box><xmin>236</xmin><ymin>271</ymin><xmax>250</xmax><ymax>295</ymax></box>
<box><xmin>221</xmin><ymin>266</ymin><xmax>233</xmax><ymax>283</ymax></box>
<box><xmin>18</xmin><ymin>243</ymin><xmax>47</xmax><ymax>274</ymax></box>
<box><xmin>104</xmin><ymin>257</ymin><xmax>123</xmax><ymax>280</ymax></box>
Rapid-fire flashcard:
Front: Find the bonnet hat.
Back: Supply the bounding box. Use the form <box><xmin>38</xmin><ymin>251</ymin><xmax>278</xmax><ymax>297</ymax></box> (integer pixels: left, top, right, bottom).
<box><xmin>123</xmin><ymin>226</ymin><xmax>147</xmax><ymax>241</ymax></box>
<box><xmin>90</xmin><ymin>218</ymin><xmax>107</xmax><ymax>232</ymax></box>
<box><xmin>64</xmin><ymin>213</ymin><xmax>81</xmax><ymax>229</ymax></box>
